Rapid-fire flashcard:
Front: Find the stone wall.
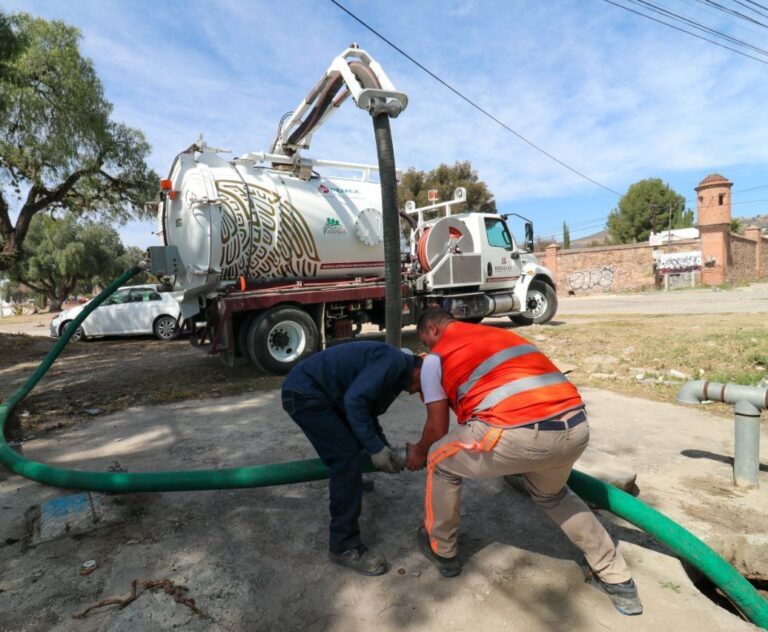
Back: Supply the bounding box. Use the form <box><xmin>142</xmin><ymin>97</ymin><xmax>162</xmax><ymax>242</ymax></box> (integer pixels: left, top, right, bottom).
<box><xmin>761</xmin><ymin>237</ymin><xmax>768</xmax><ymax>276</ymax></box>
<box><xmin>538</xmin><ymin>239</ymin><xmax>701</xmax><ymax>295</ymax></box>
<box><xmin>536</xmin><ymin>229</ymin><xmax>766</xmax><ymax>295</ymax></box>
<box><xmin>729</xmin><ymin>234</ymin><xmax>758</xmax><ymax>283</ymax></box>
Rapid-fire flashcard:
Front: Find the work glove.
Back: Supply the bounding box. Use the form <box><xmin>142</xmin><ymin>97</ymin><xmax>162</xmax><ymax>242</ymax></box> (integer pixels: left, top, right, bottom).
<box><xmin>370</xmin><ymin>446</ymin><xmax>404</xmax><ymax>474</ymax></box>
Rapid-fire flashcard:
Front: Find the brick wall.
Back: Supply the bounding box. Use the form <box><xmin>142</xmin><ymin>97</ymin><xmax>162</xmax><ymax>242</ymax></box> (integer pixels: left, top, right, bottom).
<box><xmin>535</xmin><ymin>231</ymin><xmax>766</xmax><ymax>295</ymax></box>
<box><xmin>729</xmin><ymin>234</ymin><xmax>758</xmax><ymax>283</ymax></box>
<box><xmin>537</xmin><ymin>239</ymin><xmax>701</xmax><ymax>295</ymax></box>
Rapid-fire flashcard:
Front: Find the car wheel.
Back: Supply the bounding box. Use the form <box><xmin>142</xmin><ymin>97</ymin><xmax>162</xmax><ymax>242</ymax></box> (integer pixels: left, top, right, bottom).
<box><xmin>509</xmin><ymin>280</ymin><xmax>558</xmax><ymax>326</ymax></box>
<box><xmin>61</xmin><ymin>321</ymin><xmax>86</xmax><ymax>342</ymax></box>
<box><xmin>245</xmin><ymin>306</ymin><xmax>319</xmax><ymax>375</ymax></box>
<box><xmin>153</xmin><ymin>315</ymin><xmax>179</xmax><ymax>341</ymax></box>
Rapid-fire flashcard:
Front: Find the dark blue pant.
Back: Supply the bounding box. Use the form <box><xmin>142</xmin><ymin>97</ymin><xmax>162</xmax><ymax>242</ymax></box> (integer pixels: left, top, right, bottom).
<box><xmin>282</xmin><ymin>390</ymin><xmax>363</xmax><ymax>554</ymax></box>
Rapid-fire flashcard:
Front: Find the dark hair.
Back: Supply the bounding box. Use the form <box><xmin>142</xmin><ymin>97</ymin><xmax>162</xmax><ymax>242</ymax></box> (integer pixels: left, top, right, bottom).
<box><xmin>416</xmin><ymin>307</ymin><xmax>455</xmax><ymax>334</ymax></box>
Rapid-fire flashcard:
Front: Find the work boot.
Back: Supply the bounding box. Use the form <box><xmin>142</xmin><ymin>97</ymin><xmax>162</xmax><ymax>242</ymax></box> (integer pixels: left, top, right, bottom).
<box><xmin>329</xmin><ymin>545</ymin><xmax>387</xmax><ymax>576</ymax></box>
<box><xmin>583</xmin><ymin>563</ymin><xmax>643</xmax><ymax>616</ymax></box>
<box><xmin>416</xmin><ymin>527</ymin><xmax>461</xmax><ymax>577</ymax></box>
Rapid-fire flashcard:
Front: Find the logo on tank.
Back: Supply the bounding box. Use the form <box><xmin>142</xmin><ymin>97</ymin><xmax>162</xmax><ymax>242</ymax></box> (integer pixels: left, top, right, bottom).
<box><xmin>323</xmin><ymin>217</ymin><xmax>347</xmax><ymax>235</ymax></box>
<box><xmin>317</xmin><ymin>183</ymin><xmax>361</xmax><ymax>196</ymax></box>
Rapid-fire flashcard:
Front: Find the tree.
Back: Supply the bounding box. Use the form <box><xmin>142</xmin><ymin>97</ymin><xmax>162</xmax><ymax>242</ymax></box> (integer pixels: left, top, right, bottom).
<box><xmin>8</xmin><ymin>214</ymin><xmax>127</xmax><ymax>311</ymax></box>
<box><xmin>397</xmin><ymin>161</ymin><xmax>496</xmax><ymax>230</ymax></box>
<box><xmin>562</xmin><ymin>221</ymin><xmax>571</xmax><ymax>249</ymax></box>
<box><xmin>606</xmin><ymin>178</ymin><xmax>692</xmax><ymax>244</ymax></box>
<box><xmin>0</xmin><ymin>12</ymin><xmax>157</xmax><ymax>270</ymax></box>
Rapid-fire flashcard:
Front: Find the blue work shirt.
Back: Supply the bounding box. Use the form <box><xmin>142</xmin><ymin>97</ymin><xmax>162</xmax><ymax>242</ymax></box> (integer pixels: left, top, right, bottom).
<box><xmin>282</xmin><ymin>341</ymin><xmax>416</xmax><ymax>455</ymax></box>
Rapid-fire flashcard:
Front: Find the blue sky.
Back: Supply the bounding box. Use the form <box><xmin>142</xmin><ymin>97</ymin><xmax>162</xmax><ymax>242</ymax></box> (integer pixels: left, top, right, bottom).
<box><xmin>7</xmin><ymin>0</ymin><xmax>768</xmax><ymax>246</ymax></box>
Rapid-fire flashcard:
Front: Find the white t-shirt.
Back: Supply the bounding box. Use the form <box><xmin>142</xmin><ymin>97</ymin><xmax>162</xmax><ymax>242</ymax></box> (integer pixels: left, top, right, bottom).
<box><xmin>420</xmin><ymin>353</ymin><xmax>448</xmax><ymax>403</ymax></box>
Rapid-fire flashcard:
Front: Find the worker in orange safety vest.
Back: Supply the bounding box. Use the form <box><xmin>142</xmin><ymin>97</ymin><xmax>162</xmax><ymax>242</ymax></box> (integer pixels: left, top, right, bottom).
<box><xmin>405</xmin><ymin>307</ymin><xmax>642</xmax><ymax>616</ymax></box>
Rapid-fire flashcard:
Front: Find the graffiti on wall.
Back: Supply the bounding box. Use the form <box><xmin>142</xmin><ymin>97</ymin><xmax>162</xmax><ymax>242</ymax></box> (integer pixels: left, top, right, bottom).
<box><xmin>657</xmin><ymin>251</ymin><xmax>701</xmax><ymax>275</ymax></box>
<box><xmin>566</xmin><ymin>266</ymin><xmax>615</xmax><ymax>291</ymax></box>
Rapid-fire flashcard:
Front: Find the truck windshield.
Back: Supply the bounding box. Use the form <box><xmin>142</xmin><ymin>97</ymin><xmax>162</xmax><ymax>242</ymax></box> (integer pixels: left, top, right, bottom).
<box><xmin>485</xmin><ymin>218</ymin><xmax>514</xmax><ymax>251</ymax></box>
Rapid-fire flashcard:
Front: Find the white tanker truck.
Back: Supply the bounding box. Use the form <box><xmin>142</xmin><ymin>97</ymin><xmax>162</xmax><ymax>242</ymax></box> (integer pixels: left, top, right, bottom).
<box><xmin>148</xmin><ymin>46</ymin><xmax>557</xmax><ymax>374</ymax></box>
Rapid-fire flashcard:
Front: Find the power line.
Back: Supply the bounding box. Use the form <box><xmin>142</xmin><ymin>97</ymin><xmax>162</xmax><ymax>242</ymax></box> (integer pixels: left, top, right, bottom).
<box><xmin>625</xmin><ymin>0</ymin><xmax>768</xmax><ymax>57</ymax></box>
<box><xmin>327</xmin><ymin>0</ymin><xmax>622</xmax><ymax>196</ymax></box>
<box><xmin>734</xmin><ymin>0</ymin><xmax>768</xmax><ymax>15</ymax></box>
<box><xmin>734</xmin><ymin>184</ymin><xmax>768</xmax><ymax>193</ymax></box>
<box><xmin>694</xmin><ymin>0</ymin><xmax>768</xmax><ymax>30</ymax></box>
<box><xmin>599</xmin><ymin>0</ymin><xmax>768</xmax><ymax>65</ymax></box>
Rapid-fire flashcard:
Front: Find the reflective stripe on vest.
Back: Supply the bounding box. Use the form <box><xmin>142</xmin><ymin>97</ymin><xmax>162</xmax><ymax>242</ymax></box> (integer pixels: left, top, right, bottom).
<box><xmin>456</xmin><ymin>344</ymin><xmax>538</xmax><ymax>403</ymax></box>
<box><xmin>474</xmin><ymin>371</ymin><xmax>568</xmax><ymax>413</ymax></box>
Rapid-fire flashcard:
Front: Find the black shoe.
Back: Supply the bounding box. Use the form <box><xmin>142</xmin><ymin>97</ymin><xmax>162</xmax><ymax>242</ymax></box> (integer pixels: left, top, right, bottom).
<box><xmin>416</xmin><ymin>527</ymin><xmax>462</xmax><ymax>577</ymax></box>
<box><xmin>583</xmin><ymin>565</ymin><xmax>643</xmax><ymax>616</ymax></box>
<box><xmin>329</xmin><ymin>546</ymin><xmax>387</xmax><ymax>576</ymax></box>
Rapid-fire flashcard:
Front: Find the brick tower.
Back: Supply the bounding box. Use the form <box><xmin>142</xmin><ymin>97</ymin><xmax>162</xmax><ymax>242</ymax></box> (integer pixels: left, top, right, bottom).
<box><xmin>696</xmin><ymin>173</ymin><xmax>732</xmax><ymax>285</ymax></box>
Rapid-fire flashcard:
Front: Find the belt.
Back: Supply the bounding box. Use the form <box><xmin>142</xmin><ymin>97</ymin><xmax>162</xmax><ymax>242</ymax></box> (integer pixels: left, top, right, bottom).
<box><xmin>519</xmin><ymin>409</ymin><xmax>587</xmax><ymax>431</ymax></box>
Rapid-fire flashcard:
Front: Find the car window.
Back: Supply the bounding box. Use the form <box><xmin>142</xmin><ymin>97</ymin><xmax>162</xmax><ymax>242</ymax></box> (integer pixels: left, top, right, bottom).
<box><xmin>102</xmin><ymin>289</ymin><xmax>130</xmax><ymax>305</ymax></box>
<box><xmin>485</xmin><ymin>218</ymin><xmax>514</xmax><ymax>251</ymax></box>
<box><xmin>129</xmin><ymin>289</ymin><xmax>161</xmax><ymax>302</ymax></box>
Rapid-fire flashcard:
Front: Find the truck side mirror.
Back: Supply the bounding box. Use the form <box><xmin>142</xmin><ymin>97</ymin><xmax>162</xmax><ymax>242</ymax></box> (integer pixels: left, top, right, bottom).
<box><xmin>524</xmin><ymin>222</ymin><xmax>534</xmax><ymax>252</ymax></box>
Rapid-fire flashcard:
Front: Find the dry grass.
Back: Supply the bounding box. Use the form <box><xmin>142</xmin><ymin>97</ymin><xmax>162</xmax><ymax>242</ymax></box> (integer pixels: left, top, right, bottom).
<box><xmin>527</xmin><ymin>313</ymin><xmax>768</xmax><ymax>416</ymax></box>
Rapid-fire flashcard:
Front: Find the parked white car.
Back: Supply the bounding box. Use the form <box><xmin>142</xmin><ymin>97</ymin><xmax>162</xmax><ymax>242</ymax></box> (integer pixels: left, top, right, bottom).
<box><xmin>49</xmin><ymin>285</ymin><xmax>182</xmax><ymax>342</ymax></box>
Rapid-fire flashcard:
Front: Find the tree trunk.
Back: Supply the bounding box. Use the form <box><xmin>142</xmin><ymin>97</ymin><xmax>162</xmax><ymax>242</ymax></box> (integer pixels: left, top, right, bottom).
<box><xmin>0</xmin><ymin>228</ymin><xmax>20</xmax><ymax>271</ymax></box>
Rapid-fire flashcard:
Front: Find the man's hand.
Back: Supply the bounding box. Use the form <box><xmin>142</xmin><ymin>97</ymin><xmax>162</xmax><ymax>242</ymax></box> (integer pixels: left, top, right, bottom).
<box><xmin>371</xmin><ymin>446</ymin><xmax>404</xmax><ymax>474</ymax></box>
<box><xmin>406</xmin><ymin>443</ymin><xmax>427</xmax><ymax>471</ymax></box>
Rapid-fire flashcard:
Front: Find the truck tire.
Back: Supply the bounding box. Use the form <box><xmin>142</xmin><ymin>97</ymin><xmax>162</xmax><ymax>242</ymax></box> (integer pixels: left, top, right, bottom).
<box><xmin>509</xmin><ymin>280</ymin><xmax>557</xmax><ymax>326</ymax></box>
<box><xmin>245</xmin><ymin>306</ymin><xmax>319</xmax><ymax>375</ymax></box>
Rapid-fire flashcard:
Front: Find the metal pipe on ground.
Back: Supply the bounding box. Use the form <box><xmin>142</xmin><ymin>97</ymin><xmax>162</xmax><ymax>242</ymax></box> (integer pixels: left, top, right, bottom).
<box><xmin>677</xmin><ymin>380</ymin><xmax>766</xmax><ymax>488</ymax></box>
<box><xmin>2</xmin><ymin>271</ymin><xmax>767</xmax><ymax>628</ymax></box>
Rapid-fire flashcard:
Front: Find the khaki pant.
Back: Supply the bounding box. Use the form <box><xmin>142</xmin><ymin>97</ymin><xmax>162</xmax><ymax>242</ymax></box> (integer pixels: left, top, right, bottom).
<box><xmin>424</xmin><ymin>414</ymin><xmax>631</xmax><ymax>584</ymax></box>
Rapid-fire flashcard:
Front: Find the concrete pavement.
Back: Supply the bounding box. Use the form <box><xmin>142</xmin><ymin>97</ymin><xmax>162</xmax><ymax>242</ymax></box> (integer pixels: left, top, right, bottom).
<box><xmin>556</xmin><ymin>281</ymin><xmax>768</xmax><ymax>316</ymax></box>
<box><xmin>1</xmin><ymin>388</ymin><xmax>765</xmax><ymax>631</ymax></box>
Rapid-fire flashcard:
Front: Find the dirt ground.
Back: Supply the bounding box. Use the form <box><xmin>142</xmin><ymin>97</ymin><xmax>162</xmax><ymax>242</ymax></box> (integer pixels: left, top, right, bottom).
<box><xmin>1</xmin><ymin>295</ymin><xmax>767</xmax><ymax>631</ymax></box>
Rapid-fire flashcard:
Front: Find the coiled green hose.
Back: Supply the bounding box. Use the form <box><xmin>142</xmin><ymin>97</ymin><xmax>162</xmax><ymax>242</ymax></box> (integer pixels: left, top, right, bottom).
<box><xmin>0</xmin><ymin>266</ymin><xmax>765</xmax><ymax>627</ymax></box>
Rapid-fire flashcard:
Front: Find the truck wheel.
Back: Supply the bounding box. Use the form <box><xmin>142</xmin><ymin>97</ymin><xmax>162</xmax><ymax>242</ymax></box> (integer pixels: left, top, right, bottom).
<box><xmin>509</xmin><ymin>280</ymin><xmax>557</xmax><ymax>326</ymax></box>
<box><xmin>245</xmin><ymin>306</ymin><xmax>319</xmax><ymax>375</ymax></box>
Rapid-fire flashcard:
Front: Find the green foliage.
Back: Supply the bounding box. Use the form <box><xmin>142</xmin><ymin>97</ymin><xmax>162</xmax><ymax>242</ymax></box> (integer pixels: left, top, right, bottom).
<box><xmin>119</xmin><ymin>245</ymin><xmax>156</xmax><ymax>285</ymax></box>
<box><xmin>0</xmin><ymin>12</ymin><xmax>158</xmax><ymax>269</ymax></box>
<box><xmin>607</xmin><ymin>178</ymin><xmax>692</xmax><ymax>244</ymax></box>
<box><xmin>730</xmin><ymin>218</ymin><xmax>743</xmax><ymax>234</ymax></box>
<box><xmin>8</xmin><ymin>214</ymin><xmax>127</xmax><ymax>310</ymax></box>
<box><xmin>397</xmin><ymin>161</ymin><xmax>496</xmax><ymax>230</ymax></box>
<box><xmin>562</xmin><ymin>221</ymin><xmax>571</xmax><ymax>249</ymax></box>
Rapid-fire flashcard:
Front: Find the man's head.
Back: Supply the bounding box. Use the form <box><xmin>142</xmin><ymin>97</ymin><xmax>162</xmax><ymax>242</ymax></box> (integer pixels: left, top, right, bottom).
<box><xmin>416</xmin><ymin>308</ymin><xmax>456</xmax><ymax>349</ymax></box>
<box><xmin>402</xmin><ymin>350</ymin><xmax>423</xmax><ymax>394</ymax></box>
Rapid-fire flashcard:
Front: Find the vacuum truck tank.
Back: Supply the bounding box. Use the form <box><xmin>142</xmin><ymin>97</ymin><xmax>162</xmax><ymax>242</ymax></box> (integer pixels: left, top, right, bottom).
<box><xmin>158</xmin><ymin>142</ymin><xmax>387</xmax><ymax>308</ymax></box>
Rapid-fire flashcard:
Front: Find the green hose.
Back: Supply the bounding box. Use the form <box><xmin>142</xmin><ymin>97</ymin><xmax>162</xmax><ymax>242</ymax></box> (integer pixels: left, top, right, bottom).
<box><xmin>1</xmin><ymin>267</ymin><xmax>766</xmax><ymax>627</ymax></box>
<box><xmin>568</xmin><ymin>470</ymin><xmax>768</xmax><ymax>627</ymax></box>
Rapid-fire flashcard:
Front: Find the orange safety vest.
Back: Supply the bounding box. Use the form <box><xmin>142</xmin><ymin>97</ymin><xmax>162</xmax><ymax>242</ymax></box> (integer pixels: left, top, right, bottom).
<box><xmin>431</xmin><ymin>321</ymin><xmax>583</xmax><ymax>427</ymax></box>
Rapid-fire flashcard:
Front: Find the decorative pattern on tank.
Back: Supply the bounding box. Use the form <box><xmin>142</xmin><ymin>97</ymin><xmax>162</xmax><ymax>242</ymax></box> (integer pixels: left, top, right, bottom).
<box><xmin>216</xmin><ymin>180</ymin><xmax>320</xmax><ymax>280</ymax></box>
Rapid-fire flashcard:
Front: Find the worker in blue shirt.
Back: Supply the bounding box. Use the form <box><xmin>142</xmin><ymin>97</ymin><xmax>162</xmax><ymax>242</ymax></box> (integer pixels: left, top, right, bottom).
<box><xmin>282</xmin><ymin>341</ymin><xmax>422</xmax><ymax>576</ymax></box>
